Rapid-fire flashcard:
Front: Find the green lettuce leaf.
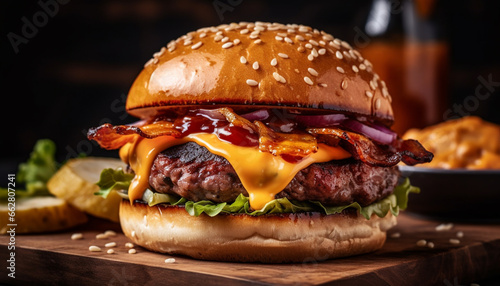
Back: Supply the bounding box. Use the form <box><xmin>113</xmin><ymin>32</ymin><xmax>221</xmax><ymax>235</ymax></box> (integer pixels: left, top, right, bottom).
<box><xmin>95</xmin><ymin>168</ymin><xmax>134</xmax><ymax>198</ymax></box>
<box><xmin>1</xmin><ymin>139</ymin><xmax>59</xmax><ymax>200</ymax></box>
<box><xmin>96</xmin><ymin>167</ymin><xmax>419</xmax><ymax>219</ymax></box>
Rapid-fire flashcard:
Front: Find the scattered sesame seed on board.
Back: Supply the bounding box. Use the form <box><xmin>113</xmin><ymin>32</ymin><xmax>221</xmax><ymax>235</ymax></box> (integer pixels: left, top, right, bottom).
<box><xmin>107</xmin><ymin>249</ymin><xmax>115</xmax><ymax>254</ymax></box>
<box><xmin>165</xmin><ymin>258</ymin><xmax>176</xmax><ymax>264</ymax></box>
<box><xmin>128</xmin><ymin>249</ymin><xmax>137</xmax><ymax>254</ymax></box>
<box><xmin>89</xmin><ymin>246</ymin><xmax>101</xmax><ymax>252</ymax></box>
<box><xmin>304</xmin><ymin>76</ymin><xmax>314</xmax><ymax>85</ymax></box>
<box><xmin>307</xmin><ymin>68</ymin><xmax>318</xmax><ymax>76</ymax></box>
<box><xmin>105</xmin><ymin>242</ymin><xmax>117</xmax><ymax>248</ymax></box>
<box><xmin>125</xmin><ymin>242</ymin><xmax>134</xmax><ymax>248</ymax></box>
<box><xmin>71</xmin><ymin>233</ymin><xmax>83</xmax><ymax>240</ymax></box>
<box><xmin>416</xmin><ymin>240</ymin><xmax>427</xmax><ymax>247</ymax></box>
<box><xmin>96</xmin><ymin>233</ymin><xmax>107</xmax><ymax>240</ymax></box>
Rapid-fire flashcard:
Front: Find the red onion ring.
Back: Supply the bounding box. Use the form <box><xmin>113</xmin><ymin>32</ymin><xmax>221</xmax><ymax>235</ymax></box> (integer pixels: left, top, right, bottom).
<box><xmin>240</xmin><ymin>109</ymin><xmax>270</xmax><ymax>121</ymax></box>
<box><xmin>295</xmin><ymin>114</ymin><xmax>347</xmax><ymax>127</ymax></box>
<box><xmin>342</xmin><ymin>119</ymin><xmax>395</xmax><ymax>145</ymax></box>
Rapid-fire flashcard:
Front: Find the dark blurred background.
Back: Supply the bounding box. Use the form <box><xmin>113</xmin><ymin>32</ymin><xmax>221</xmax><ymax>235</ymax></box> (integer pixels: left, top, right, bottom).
<box><xmin>1</xmin><ymin>0</ymin><xmax>500</xmax><ymax>169</ymax></box>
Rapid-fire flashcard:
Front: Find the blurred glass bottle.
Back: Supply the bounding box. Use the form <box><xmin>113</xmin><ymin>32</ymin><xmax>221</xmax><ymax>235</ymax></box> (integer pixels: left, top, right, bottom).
<box><xmin>356</xmin><ymin>0</ymin><xmax>449</xmax><ymax>135</ymax></box>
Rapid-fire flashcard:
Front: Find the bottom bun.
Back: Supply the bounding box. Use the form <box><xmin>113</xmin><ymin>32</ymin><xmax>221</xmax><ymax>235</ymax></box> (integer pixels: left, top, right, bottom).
<box><xmin>119</xmin><ymin>200</ymin><xmax>397</xmax><ymax>263</ymax></box>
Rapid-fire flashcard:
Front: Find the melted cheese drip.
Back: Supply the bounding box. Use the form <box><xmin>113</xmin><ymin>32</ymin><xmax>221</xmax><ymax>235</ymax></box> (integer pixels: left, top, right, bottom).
<box><xmin>120</xmin><ymin>134</ymin><xmax>351</xmax><ymax>210</ymax></box>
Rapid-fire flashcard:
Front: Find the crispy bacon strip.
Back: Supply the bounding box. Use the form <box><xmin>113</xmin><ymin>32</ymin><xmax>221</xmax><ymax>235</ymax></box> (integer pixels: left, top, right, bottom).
<box><xmin>87</xmin><ymin>121</ymin><xmax>179</xmax><ymax>150</ymax></box>
<box><xmin>255</xmin><ymin>121</ymin><xmax>317</xmax><ymax>156</ymax></box>
<box><xmin>307</xmin><ymin>127</ymin><xmax>433</xmax><ymax>167</ymax></box>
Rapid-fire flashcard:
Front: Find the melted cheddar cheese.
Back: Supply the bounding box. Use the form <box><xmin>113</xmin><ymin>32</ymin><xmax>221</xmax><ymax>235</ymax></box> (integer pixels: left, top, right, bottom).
<box><xmin>119</xmin><ymin>133</ymin><xmax>351</xmax><ymax>210</ymax></box>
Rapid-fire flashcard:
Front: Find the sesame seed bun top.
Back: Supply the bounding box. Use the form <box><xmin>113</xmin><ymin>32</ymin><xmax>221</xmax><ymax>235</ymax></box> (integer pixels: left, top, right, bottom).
<box><xmin>126</xmin><ymin>22</ymin><xmax>394</xmax><ymax>123</ymax></box>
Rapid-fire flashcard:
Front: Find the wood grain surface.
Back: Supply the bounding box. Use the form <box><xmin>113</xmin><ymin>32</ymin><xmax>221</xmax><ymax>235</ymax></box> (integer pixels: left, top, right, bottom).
<box><xmin>1</xmin><ymin>212</ymin><xmax>499</xmax><ymax>285</ymax></box>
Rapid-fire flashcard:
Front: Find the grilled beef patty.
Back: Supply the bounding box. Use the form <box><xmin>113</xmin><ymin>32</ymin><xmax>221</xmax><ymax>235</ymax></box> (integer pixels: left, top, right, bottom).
<box><xmin>148</xmin><ymin>142</ymin><xmax>399</xmax><ymax>206</ymax></box>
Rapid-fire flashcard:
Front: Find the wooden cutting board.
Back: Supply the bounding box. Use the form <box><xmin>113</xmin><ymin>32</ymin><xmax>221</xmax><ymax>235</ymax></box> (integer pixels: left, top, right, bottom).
<box><xmin>1</xmin><ymin>212</ymin><xmax>499</xmax><ymax>285</ymax></box>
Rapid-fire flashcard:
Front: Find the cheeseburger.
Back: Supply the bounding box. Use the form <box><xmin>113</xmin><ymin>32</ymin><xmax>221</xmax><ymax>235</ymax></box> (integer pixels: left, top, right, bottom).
<box><xmin>88</xmin><ymin>22</ymin><xmax>432</xmax><ymax>263</ymax></box>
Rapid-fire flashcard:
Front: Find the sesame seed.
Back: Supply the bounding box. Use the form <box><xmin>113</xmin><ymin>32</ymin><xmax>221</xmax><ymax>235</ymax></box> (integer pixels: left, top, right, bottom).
<box><xmin>275</xmin><ymin>36</ymin><xmax>283</xmax><ymax>41</ymax></box>
<box><xmin>215</xmin><ymin>31</ymin><xmax>223</xmax><ymax>36</ymax></box>
<box><xmin>104</xmin><ymin>230</ymin><xmax>116</xmax><ymax>237</ymax></box>
<box><xmin>370</xmin><ymin>80</ymin><xmax>377</xmax><ymax>90</ymax></box>
<box><xmin>278</xmin><ymin>53</ymin><xmax>289</xmax><ymax>59</ymax></box>
<box><xmin>214</xmin><ymin>35</ymin><xmax>223</xmax><ymax>42</ymax></box>
<box><xmin>221</xmin><ymin>37</ymin><xmax>229</xmax><ymax>43</ymax></box>
<box><xmin>304</xmin><ymin>76</ymin><xmax>314</xmax><ymax>85</ymax></box>
<box><xmin>246</xmin><ymin>79</ymin><xmax>258</xmax><ymax>86</ymax></box>
<box><xmin>319</xmin><ymin>83</ymin><xmax>328</xmax><ymax>87</ymax></box>
<box><xmin>390</xmin><ymin>232</ymin><xmax>401</xmax><ymax>238</ymax></box>
<box><xmin>165</xmin><ymin>258</ymin><xmax>176</xmax><ymax>264</ymax></box>
<box><xmin>319</xmin><ymin>40</ymin><xmax>326</xmax><ymax>46</ymax></box>
<box><xmin>199</xmin><ymin>33</ymin><xmax>207</xmax><ymax>38</ymax></box>
<box><xmin>359</xmin><ymin>63</ymin><xmax>366</xmax><ymax>70</ymax></box>
<box><xmin>249</xmin><ymin>34</ymin><xmax>259</xmax><ymax>39</ymax></box>
<box><xmin>105</xmin><ymin>242</ymin><xmax>117</xmax><ymax>248</ymax></box>
<box><xmin>318</xmin><ymin>48</ymin><xmax>326</xmax><ymax>55</ymax></box>
<box><xmin>152</xmin><ymin>58</ymin><xmax>159</xmax><ymax>65</ymax></box>
<box><xmin>297</xmin><ymin>46</ymin><xmax>305</xmax><ymax>52</ymax></box>
<box><xmin>107</xmin><ymin>249</ymin><xmax>115</xmax><ymax>254</ymax></box>
<box><xmin>295</xmin><ymin>35</ymin><xmax>305</xmax><ymax>41</ymax></box>
<box><xmin>375</xmin><ymin>98</ymin><xmax>381</xmax><ymax>110</ymax></box>
<box><xmin>382</xmin><ymin>87</ymin><xmax>389</xmax><ymax>98</ymax></box>
<box><xmin>365</xmin><ymin>91</ymin><xmax>373</xmax><ymax>98</ymax></box>
<box><xmin>272</xmin><ymin>72</ymin><xmax>286</xmax><ymax>83</ymax></box>
<box><xmin>341</xmin><ymin>79</ymin><xmax>348</xmax><ymax>90</ymax></box>
<box><xmin>311</xmin><ymin>48</ymin><xmax>319</xmax><ymax>57</ymax></box>
<box><xmin>240</xmin><ymin>56</ymin><xmax>247</xmax><ymax>64</ymax></box>
<box><xmin>271</xmin><ymin>58</ymin><xmax>277</xmax><ymax>66</ymax></box>
<box><xmin>307</xmin><ymin>54</ymin><xmax>314</xmax><ymax>61</ymax></box>
<box><xmin>335</xmin><ymin>51</ymin><xmax>343</xmax><ymax>59</ymax></box>
<box><xmin>416</xmin><ymin>240</ymin><xmax>427</xmax><ymax>247</ymax></box>
<box><xmin>352</xmin><ymin>65</ymin><xmax>359</xmax><ymax>73</ymax></box>
<box><xmin>71</xmin><ymin>233</ymin><xmax>83</xmax><ymax>240</ymax></box>
<box><xmin>435</xmin><ymin>223</ymin><xmax>454</xmax><ymax>231</ymax></box>
<box><xmin>252</xmin><ymin>61</ymin><xmax>259</xmax><ymax>70</ymax></box>
<box><xmin>287</xmin><ymin>29</ymin><xmax>296</xmax><ymax>33</ymax></box>
<box><xmin>144</xmin><ymin>58</ymin><xmax>154</xmax><ymax>67</ymax></box>
<box><xmin>233</xmin><ymin>39</ymin><xmax>241</xmax><ymax>45</ymax></box>
<box><xmin>284</xmin><ymin>37</ymin><xmax>293</xmax><ymax>44</ymax></box>
<box><xmin>89</xmin><ymin>246</ymin><xmax>101</xmax><ymax>252</ymax></box>
<box><xmin>252</xmin><ymin>39</ymin><xmax>261</xmax><ymax>44</ymax></box>
<box><xmin>449</xmin><ymin>239</ymin><xmax>460</xmax><ymax>245</ymax></box>
<box><xmin>183</xmin><ymin>40</ymin><xmax>192</xmax><ymax>46</ymax></box>
<box><xmin>322</xmin><ymin>34</ymin><xmax>334</xmax><ymax>41</ymax></box>
<box><xmin>427</xmin><ymin>242</ymin><xmax>435</xmax><ymax>249</ymax></box>
<box><xmin>128</xmin><ymin>248</ymin><xmax>137</xmax><ymax>254</ymax></box>
<box><xmin>307</xmin><ymin>68</ymin><xmax>318</xmax><ymax>76</ymax></box>
<box><xmin>277</xmin><ymin>32</ymin><xmax>287</xmax><ymax>37</ymax></box>
<box><xmin>336</xmin><ymin>67</ymin><xmax>345</xmax><ymax>74</ymax></box>
<box><xmin>388</xmin><ymin>94</ymin><xmax>392</xmax><ymax>103</ymax></box>
<box><xmin>125</xmin><ymin>242</ymin><xmax>134</xmax><ymax>248</ymax></box>
<box><xmin>191</xmin><ymin>42</ymin><xmax>203</xmax><ymax>50</ymax></box>
<box><xmin>329</xmin><ymin>41</ymin><xmax>340</xmax><ymax>49</ymax></box>
<box><xmin>457</xmin><ymin>231</ymin><xmax>464</xmax><ymax>238</ymax></box>
<box><xmin>240</xmin><ymin>29</ymin><xmax>249</xmax><ymax>34</ymax></box>
<box><xmin>305</xmin><ymin>43</ymin><xmax>313</xmax><ymax>49</ymax></box>
<box><xmin>341</xmin><ymin>41</ymin><xmax>351</xmax><ymax>49</ymax></box>
<box><xmin>309</xmin><ymin>39</ymin><xmax>319</xmax><ymax>46</ymax></box>
<box><xmin>343</xmin><ymin>51</ymin><xmax>351</xmax><ymax>59</ymax></box>
<box><xmin>222</xmin><ymin>42</ymin><xmax>233</xmax><ymax>49</ymax></box>
<box><xmin>299</xmin><ymin>26</ymin><xmax>309</xmax><ymax>33</ymax></box>
<box><xmin>294</xmin><ymin>69</ymin><xmax>300</xmax><ymax>73</ymax></box>
<box><xmin>96</xmin><ymin>233</ymin><xmax>107</xmax><ymax>240</ymax></box>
